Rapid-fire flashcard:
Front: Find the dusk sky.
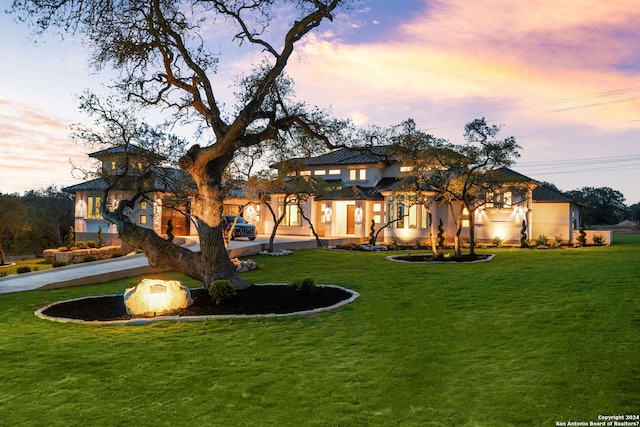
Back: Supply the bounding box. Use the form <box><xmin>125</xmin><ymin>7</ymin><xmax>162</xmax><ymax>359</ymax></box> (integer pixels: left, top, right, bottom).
<box><xmin>1</xmin><ymin>0</ymin><xmax>639</xmax><ymax>203</ymax></box>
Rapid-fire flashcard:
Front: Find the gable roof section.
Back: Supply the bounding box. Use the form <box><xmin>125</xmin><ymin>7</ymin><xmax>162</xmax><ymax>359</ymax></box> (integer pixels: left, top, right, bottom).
<box><xmin>63</xmin><ymin>167</ymin><xmax>194</xmax><ymax>194</ymax></box>
<box><xmin>89</xmin><ymin>144</ymin><xmax>166</xmax><ymax>162</ymax></box>
<box><xmin>533</xmin><ymin>185</ymin><xmax>579</xmax><ymax>203</ymax></box>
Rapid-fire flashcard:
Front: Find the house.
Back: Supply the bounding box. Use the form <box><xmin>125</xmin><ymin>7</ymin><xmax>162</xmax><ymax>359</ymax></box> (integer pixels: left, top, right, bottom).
<box><xmin>264</xmin><ymin>146</ymin><xmax>582</xmax><ymax>245</ymax></box>
<box><xmin>64</xmin><ymin>144</ymin><xmax>263</xmax><ymax>247</ymax></box>
<box><xmin>65</xmin><ymin>144</ymin><xmax>582</xmax><ymax>247</ymax></box>
<box><xmin>63</xmin><ymin>145</ymin><xmax>196</xmax><ymax>247</ymax></box>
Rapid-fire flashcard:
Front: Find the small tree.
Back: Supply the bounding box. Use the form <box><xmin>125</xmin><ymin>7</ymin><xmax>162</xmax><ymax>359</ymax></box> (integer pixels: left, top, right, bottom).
<box><xmin>0</xmin><ymin>194</ymin><xmax>28</xmax><ymax>265</ymax></box>
<box><xmin>577</xmin><ymin>217</ymin><xmax>587</xmax><ymax>247</ymax></box>
<box><xmin>68</xmin><ymin>226</ymin><xmax>75</xmax><ymax>249</ymax></box>
<box><xmin>520</xmin><ymin>219</ymin><xmax>529</xmax><ymax>248</ymax></box>
<box><xmin>437</xmin><ymin>218</ymin><xmax>446</xmax><ymax>249</ymax></box>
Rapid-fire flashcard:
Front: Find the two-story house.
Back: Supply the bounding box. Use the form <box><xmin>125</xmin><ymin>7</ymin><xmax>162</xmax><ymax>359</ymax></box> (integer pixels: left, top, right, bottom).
<box><xmin>264</xmin><ymin>146</ymin><xmax>582</xmax><ymax>245</ymax></box>
<box><xmin>63</xmin><ymin>145</ymin><xmax>196</xmax><ymax>247</ymax></box>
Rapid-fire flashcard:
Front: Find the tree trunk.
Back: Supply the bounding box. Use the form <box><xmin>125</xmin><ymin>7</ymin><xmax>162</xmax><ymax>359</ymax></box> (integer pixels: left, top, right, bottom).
<box><xmin>105</xmin><ymin>150</ymin><xmax>251</xmax><ymax>291</ymax></box>
<box><xmin>197</xmin><ymin>220</ymin><xmax>249</xmax><ymax>289</ymax></box>
<box><xmin>429</xmin><ymin>212</ymin><xmax>438</xmax><ymax>257</ymax></box>
<box><xmin>448</xmin><ymin>203</ymin><xmax>463</xmax><ymax>258</ymax></box>
<box><xmin>298</xmin><ymin>201</ymin><xmax>323</xmax><ymax>248</ymax></box>
<box><xmin>467</xmin><ymin>203</ymin><xmax>476</xmax><ymax>256</ymax></box>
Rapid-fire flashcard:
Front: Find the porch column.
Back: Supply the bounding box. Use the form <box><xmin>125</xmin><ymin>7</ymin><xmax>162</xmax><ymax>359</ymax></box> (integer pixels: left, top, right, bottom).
<box><xmin>526</xmin><ymin>187</ymin><xmax>533</xmax><ymax>240</ymax></box>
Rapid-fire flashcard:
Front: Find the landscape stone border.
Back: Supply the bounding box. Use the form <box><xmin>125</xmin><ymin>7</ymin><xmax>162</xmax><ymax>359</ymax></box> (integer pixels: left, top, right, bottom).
<box><xmin>34</xmin><ymin>284</ymin><xmax>360</xmax><ymax>325</ymax></box>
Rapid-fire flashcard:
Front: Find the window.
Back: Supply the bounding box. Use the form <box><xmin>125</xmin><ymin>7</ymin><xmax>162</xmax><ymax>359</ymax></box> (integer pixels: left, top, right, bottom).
<box><xmin>87</xmin><ymin>196</ymin><xmax>102</xmax><ymax>219</ymax></box>
<box><xmin>277</xmin><ymin>197</ymin><xmax>301</xmax><ymax>226</ymax></box>
<box><xmin>373</xmin><ymin>203</ymin><xmax>381</xmax><ymax>213</ymax></box>
<box><xmin>400</xmin><ymin>165</ymin><xmax>413</xmax><ymax>172</ymax></box>
<box><xmin>349</xmin><ymin>169</ymin><xmax>366</xmax><ymax>181</ymax></box>
<box><xmin>300</xmin><ymin>170</ymin><xmax>311</xmax><ymax>176</ymax></box>
<box><xmin>140</xmin><ymin>215</ymin><xmax>147</xmax><ymax>225</ymax></box>
<box><xmin>111</xmin><ymin>161</ymin><xmax>116</xmax><ymax>170</ymax></box>
<box><xmin>486</xmin><ymin>191</ymin><xmax>512</xmax><ymax>209</ymax></box>
<box><xmin>329</xmin><ymin>169</ymin><xmax>341</xmax><ymax>176</ymax></box>
<box><xmin>396</xmin><ymin>196</ymin><xmax>405</xmax><ymax>228</ymax></box>
<box><xmin>140</xmin><ymin>201</ymin><xmax>147</xmax><ymax>211</ymax></box>
<box><xmin>408</xmin><ymin>204</ymin><xmax>417</xmax><ymax>229</ymax></box>
<box><xmin>137</xmin><ymin>162</ymin><xmax>144</xmax><ymax>170</ymax></box>
<box><xmin>313</xmin><ymin>170</ymin><xmax>326</xmax><ymax>176</ymax></box>
<box><xmin>421</xmin><ymin>205</ymin><xmax>430</xmax><ymax>229</ymax></box>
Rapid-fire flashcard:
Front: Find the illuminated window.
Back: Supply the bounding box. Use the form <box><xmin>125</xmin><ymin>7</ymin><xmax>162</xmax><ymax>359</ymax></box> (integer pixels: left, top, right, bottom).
<box><xmin>300</xmin><ymin>170</ymin><xmax>311</xmax><ymax>176</ymax></box>
<box><xmin>137</xmin><ymin>162</ymin><xmax>144</xmax><ymax>170</ymax></box>
<box><xmin>329</xmin><ymin>169</ymin><xmax>341</xmax><ymax>175</ymax></box>
<box><xmin>373</xmin><ymin>203</ymin><xmax>381</xmax><ymax>213</ymax></box>
<box><xmin>313</xmin><ymin>170</ymin><xmax>326</xmax><ymax>176</ymax></box>
<box><xmin>396</xmin><ymin>196</ymin><xmax>405</xmax><ymax>228</ymax></box>
<box><xmin>400</xmin><ymin>165</ymin><xmax>413</xmax><ymax>172</ymax></box>
<box><xmin>140</xmin><ymin>201</ymin><xmax>147</xmax><ymax>211</ymax></box>
<box><xmin>87</xmin><ymin>196</ymin><xmax>102</xmax><ymax>219</ymax></box>
<box><xmin>140</xmin><ymin>215</ymin><xmax>147</xmax><ymax>225</ymax></box>
<box><xmin>421</xmin><ymin>205</ymin><xmax>430</xmax><ymax>229</ymax></box>
<box><xmin>349</xmin><ymin>169</ymin><xmax>366</xmax><ymax>181</ymax></box>
<box><xmin>408</xmin><ymin>205</ymin><xmax>417</xmax><ymax>229</ymax></box>
<box><xmin>277</xmin><ymin>197</ymin><xmax>301</xmax><ymax>226</ymax></box>
<box><xmin>111</xmin><ymin>161</ymin><xmax>116</xmax><ymax>170</ymax></box>
<box><xmin>503</xmin><ymin>192</ymin><xmax>512</xmax><ymax>208</ymax></box>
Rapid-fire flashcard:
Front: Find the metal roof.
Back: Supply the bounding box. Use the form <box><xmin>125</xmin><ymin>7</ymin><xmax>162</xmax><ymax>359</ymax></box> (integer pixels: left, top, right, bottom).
<box><xmin>301</xmin><ymin>146</ymin><xmax>393</xmax><ymax>166</ymax></box>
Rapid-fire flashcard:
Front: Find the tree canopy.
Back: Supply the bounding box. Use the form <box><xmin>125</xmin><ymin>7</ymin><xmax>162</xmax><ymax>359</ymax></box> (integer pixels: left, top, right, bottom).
<box><xmin>10</xmin><ymin>0</ymin><xmax>351</xmax><ymax>289</ymax></box>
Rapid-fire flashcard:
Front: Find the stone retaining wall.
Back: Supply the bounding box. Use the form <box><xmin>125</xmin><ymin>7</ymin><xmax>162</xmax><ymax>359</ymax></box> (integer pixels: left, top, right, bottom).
<box><xmin>43</xmin><ymin>246</ymin><xmax>123</xmax><ymax>264</ymax></box>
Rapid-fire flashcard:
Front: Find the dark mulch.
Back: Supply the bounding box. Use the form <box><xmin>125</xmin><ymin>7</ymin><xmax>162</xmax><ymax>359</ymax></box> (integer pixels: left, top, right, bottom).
<box><xmin>40</xmin><ymin>285</ymin><xmax>354</xmax><ymax>322</ymax></box>
<box><xmin>390</xmin><ymin>253</ymin><xmax>492</xmax><ymax>262</ymax></box>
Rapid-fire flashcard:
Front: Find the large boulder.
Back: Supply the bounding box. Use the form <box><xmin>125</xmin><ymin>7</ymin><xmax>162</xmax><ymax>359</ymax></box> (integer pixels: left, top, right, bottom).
<box><xmin>124</xmin><ymin>279</ymin><xmax>193</xmax><ymax>317</ymax></box>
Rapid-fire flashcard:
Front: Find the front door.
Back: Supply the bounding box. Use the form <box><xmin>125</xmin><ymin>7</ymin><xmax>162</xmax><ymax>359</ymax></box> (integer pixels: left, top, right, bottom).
<box><xmin>347</xmin><ymin>204</ymin><xmax>355</xmax><ymax>235</ymax></box>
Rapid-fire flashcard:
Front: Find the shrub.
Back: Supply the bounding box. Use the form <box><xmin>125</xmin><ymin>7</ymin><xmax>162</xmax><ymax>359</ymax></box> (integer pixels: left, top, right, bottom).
<box><xmin>76</xmin><ymin>241</ymin><xmax>87</xmax><ymax>249</ymax></box>
<box><xmin>208</xmin><ymin>280</ymin><xmax>236</xmax><ymax>305</ymax></box>
<box><xmin>68</xmin><ymin>226</ymin><xmax>75</xmax><ymax>248</ymax></box>
<box><xmin>83</xmin><ymin>256</ymin><xmax>97</xmax><ymax>263</ymax></box>
<box><xmin>0</xmin><ymin>271</ymin><xmax>7</xmax><ymax>277</ymax></box>
<box><xmin>17</xmin><ymin>266</ymin><xmax>31</xmax><ymax>274</ymax></box>
<box><xmin>111</xmin><ymin>253</ymin><xmax>123</xmax><ymax>258</ymax></box>
<box><xmin>535</xmin><ymin>235</ymin><xmax>549</xmax><ymax>247</ymax></box>
<box><xmin>593</xmin><ymin>234</ymin><xmax>605</xmax><ymax>246</ymax></box>
<box><xmin>492</xmin><ymin>236</ymin><xmax>503</xmax><ymax>247</ymax></box>
<box><xmin>552</xmin><ymin>236</ymin><xmax>563</xmax><ymax>248</ymax></box>
<box><xmin>290</xmin><ymin>278</ymin><xmax>317</xmax><ymax>295</ymax></box>
<box><xmin>97</xmin><ymin>226</ymin><xmax>104</xmax><ymax>248</ymax></box>
<box><xmin>520</xmin><ymin>220</ymin><xmax>529</xmax><ymax>248</ymax></box>
<box><xmin>87</xmin><ymin>240</ymin><xmax>97</xmax><ymax>248</ymax></box>
<box><xmin>52</xmin><ymin>261</ymin><xmax>67</xmax><ymax>268</ymax></box>
<box><xmin>577</xmin><ymin>217</ymin><xmax>587</xmax><ymax>247</ymax></box>
<box><xmin>437</xmin><ymin>219</ymin><xmax>445</xmax><ymax>248</ymax></box>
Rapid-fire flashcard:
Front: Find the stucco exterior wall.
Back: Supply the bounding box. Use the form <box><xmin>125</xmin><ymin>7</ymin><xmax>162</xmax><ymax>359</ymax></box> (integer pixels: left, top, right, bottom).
<box><xmin>531</xmin><ymin>202</ymin><xmax>576</xmax><ymax>243</ymax></box>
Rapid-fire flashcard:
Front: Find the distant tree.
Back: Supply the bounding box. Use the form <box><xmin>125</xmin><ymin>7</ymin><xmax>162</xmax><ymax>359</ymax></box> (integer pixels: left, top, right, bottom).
<box><xmin>0</xmin><ymin>194</ymin><xmax>28</xmax><ymax>265</ymax></box>
<box><xmin>629</xmin><ymin>202</ymin><xmax>640</xmax><ymax>223</ymax></box>
<box><xmin>11</xmin><ymin>0</ymin><xmax>349</xmax><ymax>290</ymax></box>
<box><xmin>21</xmin><ymin>186</ymin><xmax>74</xmax><ymax>253</ymax></box>
<box><xmin>566</xmin><ymin>187</ymin><xmax>628</xmax><ymax>225</ymax></box>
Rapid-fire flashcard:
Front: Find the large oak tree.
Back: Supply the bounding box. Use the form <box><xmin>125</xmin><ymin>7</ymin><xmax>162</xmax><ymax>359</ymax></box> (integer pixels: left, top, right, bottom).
<box><xmin>11</xmin><ymin>0</ymin><xmax>349</xmax><ymax>289</ymax></box>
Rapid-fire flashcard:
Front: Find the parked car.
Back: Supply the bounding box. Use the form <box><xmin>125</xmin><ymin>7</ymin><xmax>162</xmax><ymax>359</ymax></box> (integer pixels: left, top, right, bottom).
<box><xmin>223</xmin><ymin>215</ymin><xmax>256</xmax><ymax>240</ymax></box>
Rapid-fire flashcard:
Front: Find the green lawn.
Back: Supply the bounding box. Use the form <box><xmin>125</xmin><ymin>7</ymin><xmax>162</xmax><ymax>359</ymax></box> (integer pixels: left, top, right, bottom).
<box><xmin>0</xmin><ymin>258</ymin><xmax>52</xmax><ymax>276</ymax></box>
<box><xmin>0</xmin><ymin>236</ymin><xmax>638</xmax><ymax>426</ymax></box>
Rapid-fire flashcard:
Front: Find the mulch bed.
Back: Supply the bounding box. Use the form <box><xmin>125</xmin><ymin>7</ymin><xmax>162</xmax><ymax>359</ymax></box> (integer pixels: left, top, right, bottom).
<box><xmin>40</xmin><ymin>285</ymin><xmax>353</xmax><ymax>322</ymax></box>
<box><xmin>390</xmin><ymin>253</ymin><xmax>493</xmax><ymax>262</ymax></box>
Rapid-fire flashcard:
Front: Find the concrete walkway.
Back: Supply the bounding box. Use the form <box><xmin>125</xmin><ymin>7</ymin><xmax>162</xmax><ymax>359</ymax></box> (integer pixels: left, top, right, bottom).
<box><xmin>0</xmin><ymin>235</ymin><xmax>356</xmax><ymax>294</ymax></box>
